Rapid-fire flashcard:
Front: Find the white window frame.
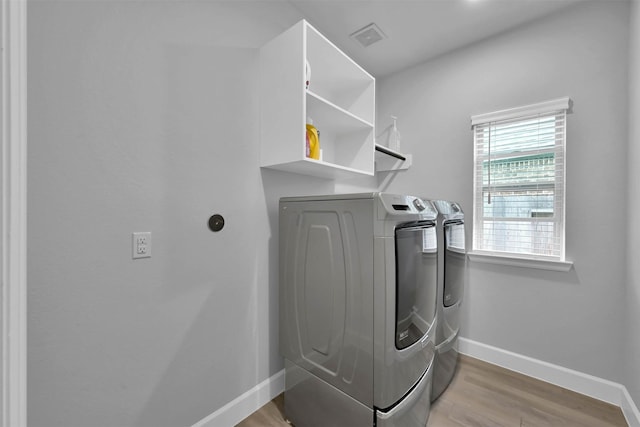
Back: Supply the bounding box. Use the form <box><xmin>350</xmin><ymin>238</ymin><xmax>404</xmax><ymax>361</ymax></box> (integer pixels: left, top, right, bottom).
<box><xmin>468</xmin><ymin>98</ymin><xmax>573</xmax><ymax>272</ymax></box>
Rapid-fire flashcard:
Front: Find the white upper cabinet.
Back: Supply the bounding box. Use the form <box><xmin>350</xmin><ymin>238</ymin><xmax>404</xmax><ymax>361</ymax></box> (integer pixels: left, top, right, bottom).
<box><xmin>260</xmin><ymin>20</ymin><xmax>375</xmax><ymax>179</ymax></box>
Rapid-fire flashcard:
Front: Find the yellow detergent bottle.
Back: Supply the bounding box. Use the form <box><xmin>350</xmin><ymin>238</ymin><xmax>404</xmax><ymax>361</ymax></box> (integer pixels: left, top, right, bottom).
<box><xmin>306</xmin><ymin>119</ymin><xmax>320</xmax><ymax>160</ymax></box>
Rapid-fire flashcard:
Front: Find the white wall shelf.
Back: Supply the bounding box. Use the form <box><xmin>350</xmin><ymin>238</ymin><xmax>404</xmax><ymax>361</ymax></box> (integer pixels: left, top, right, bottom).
<box><xmin>260</xmin><ymin>20</ymin><xmax>376</xmax><ymax>179</ymax></box>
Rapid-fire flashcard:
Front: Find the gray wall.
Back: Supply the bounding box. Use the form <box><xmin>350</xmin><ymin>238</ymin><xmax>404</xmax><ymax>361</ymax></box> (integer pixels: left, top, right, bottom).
<box><xmin>0</xmin><ymin>0</ymin><xmax>4</xmax><ymax>415</ymax></box>
<box><xmin>376</xmin><ymin>0</ymin><xmax>629</xmax><ymax>384</ymax></box>
<box><xmin>626</xmin><ymin>0</ymin><xmax>640</xmax><ymax>407</ymax></box>
<box><xmin>27</xmin><ymin>1</ymin><xmax>637</xmax><ymax>426</ymax></box>
<box><xmin>27</xmin><ymin>2</ymin><xmax>335</xmax><ymax>426</ymax></box>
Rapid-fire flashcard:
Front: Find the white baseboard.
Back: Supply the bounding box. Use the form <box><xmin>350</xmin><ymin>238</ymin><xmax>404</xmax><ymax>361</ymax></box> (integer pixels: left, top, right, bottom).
<box><xmin>192</xmin><ymin>370</ymin><xmax>285</xmax><ymax>427</ymax></box>
<box><xmin>459</xmin><ymin>337</ymin><xmax>640</xmax><ymax>427</ymax></box>
<box><xmin>622</xmin><ymin>387</ymin><xmax>640</xmax><ymax>427</ymax></box>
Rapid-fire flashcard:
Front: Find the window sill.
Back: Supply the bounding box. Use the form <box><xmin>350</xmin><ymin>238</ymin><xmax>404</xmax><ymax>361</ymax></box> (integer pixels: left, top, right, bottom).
<box><xmin>467</xmin><ymin>251</ymin><xmax>573</xmax><ymax>272</ymax></box>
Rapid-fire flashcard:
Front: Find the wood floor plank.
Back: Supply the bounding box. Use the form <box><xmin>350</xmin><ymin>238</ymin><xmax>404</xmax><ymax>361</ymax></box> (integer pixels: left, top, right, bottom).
<box><xmin>236</xmin><ymin>394</ymin><xmax>285</xmax><ymax>427</ymax></box>
<box><xmin>454</xmin><ymin>355</ymin><xmax>625</xmax><ymax>426</ymax></box>
<box><xmin>235</xmin><ymin>355</ymin><xmax>628</xmax><ymax>427</ymax></box>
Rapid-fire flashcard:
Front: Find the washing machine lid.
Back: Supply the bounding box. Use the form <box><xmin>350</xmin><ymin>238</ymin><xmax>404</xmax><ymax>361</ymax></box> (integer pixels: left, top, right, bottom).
<box><xmin>280</xmin><ymin>193</ymin><xmax>438</xmax><ymax>221</ymax></box>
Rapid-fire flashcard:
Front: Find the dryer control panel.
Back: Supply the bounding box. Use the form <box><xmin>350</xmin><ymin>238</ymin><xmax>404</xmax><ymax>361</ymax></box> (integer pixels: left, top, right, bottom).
<box><xmin>377</xmin><ymin>193</ymin><xmax>437</xmax><ymax>220</ymax></box>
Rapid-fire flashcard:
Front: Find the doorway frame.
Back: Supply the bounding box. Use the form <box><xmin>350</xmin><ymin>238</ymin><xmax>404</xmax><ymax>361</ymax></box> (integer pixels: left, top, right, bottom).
<box><xmin>1</xmin><ymin>0</ymin><xmax>27</xmax><ymax>426</ymax></box>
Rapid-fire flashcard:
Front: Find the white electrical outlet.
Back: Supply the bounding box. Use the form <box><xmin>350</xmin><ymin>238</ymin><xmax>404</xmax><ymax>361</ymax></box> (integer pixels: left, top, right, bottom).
<box><xmin>132</xmin><ymin>232</ymin><xmax>152</xmax><ymax>259</ymax></box>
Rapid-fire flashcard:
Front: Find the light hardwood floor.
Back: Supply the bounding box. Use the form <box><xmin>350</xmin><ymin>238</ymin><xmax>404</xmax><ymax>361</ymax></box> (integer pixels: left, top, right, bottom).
<box><xmin>236</xmin><ymin>355</ymin><xmax>628</xmax><ymax>427</ymax></box>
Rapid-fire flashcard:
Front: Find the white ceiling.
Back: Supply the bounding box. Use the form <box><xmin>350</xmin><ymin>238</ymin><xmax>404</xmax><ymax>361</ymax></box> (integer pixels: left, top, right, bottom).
<box><xmin>287</xmin><ymin>0</ymin><xmax>584</xmax><ymax>77</ymax></box>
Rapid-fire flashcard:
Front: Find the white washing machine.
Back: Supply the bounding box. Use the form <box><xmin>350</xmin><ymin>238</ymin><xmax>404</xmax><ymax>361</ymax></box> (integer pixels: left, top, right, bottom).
<box><xmin>279</xmin><ymin>193</ymin><xmax>439</xmax><ymax>426</ymax></box>
<box><xmin>429</xmin><ymin>200</ymin><xmax>466</xmax><ymax>401</ymax></box>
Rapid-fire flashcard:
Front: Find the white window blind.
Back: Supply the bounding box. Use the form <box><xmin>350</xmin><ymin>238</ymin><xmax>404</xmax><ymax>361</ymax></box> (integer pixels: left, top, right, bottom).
<box><xmin>471</xmin><ymin>98</ymin><xmax>571</xmax><ymax>261</ymax></box>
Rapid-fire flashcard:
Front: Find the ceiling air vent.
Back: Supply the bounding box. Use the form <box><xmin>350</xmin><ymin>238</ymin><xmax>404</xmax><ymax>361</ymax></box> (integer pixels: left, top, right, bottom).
<box><xmin>350</xmin><ymin>23</ymin><xmax>386</xmax><ymax>48</ymax></box>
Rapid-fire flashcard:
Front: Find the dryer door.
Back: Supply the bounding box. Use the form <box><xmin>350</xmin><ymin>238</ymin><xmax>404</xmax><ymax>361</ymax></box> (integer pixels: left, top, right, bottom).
<box><xmin>395</xmin><ymin>223</ymin><xmax>438</xmax><ymax>350</ymax></box>
<box><xmin>443</xmin><ymin>221</ymin><xmax>465</xmax><ymax>307</ymax></box>
<box><xmin>374</xmin><ymin>221</ymin><xmax>437</xmax><ymax>410</ymax></box>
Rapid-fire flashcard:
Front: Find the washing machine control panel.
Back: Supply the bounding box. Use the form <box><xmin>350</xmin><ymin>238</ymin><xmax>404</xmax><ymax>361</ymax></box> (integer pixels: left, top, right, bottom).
<box><xmin>431</xmin><ymin>200</ymin><xmax>465</xmax><ymax>220</ymax></box>
<box><xmin>378</xmin><ymin>193</ymin><xmax>437</xmax><ymax>219</ymax></box>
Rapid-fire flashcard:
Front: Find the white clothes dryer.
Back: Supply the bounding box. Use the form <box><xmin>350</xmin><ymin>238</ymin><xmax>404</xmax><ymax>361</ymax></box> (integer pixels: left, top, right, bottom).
<box><xmin>279</xmin><ymin>193</ymin><xmax>439</xmax><ymax>426</ymax></box>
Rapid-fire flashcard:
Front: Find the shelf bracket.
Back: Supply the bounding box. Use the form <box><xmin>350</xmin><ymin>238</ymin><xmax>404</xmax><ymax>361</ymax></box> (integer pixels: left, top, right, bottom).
<box><xmin>375</xmin><ymin>144</ymin><xmax>406</xmax><ymax>161</ymax></box>
<box><xmin>374</xmin><ymin>144</ymin><xmax>411</xmax><ymax>172</ymax></box>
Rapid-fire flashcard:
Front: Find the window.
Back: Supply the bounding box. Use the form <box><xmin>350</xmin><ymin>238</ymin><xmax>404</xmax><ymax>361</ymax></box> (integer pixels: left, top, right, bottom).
<box><xmin>471</xmin><ymin>98</ymin><xmax>571</xmax><ymax>261</ymax></box>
